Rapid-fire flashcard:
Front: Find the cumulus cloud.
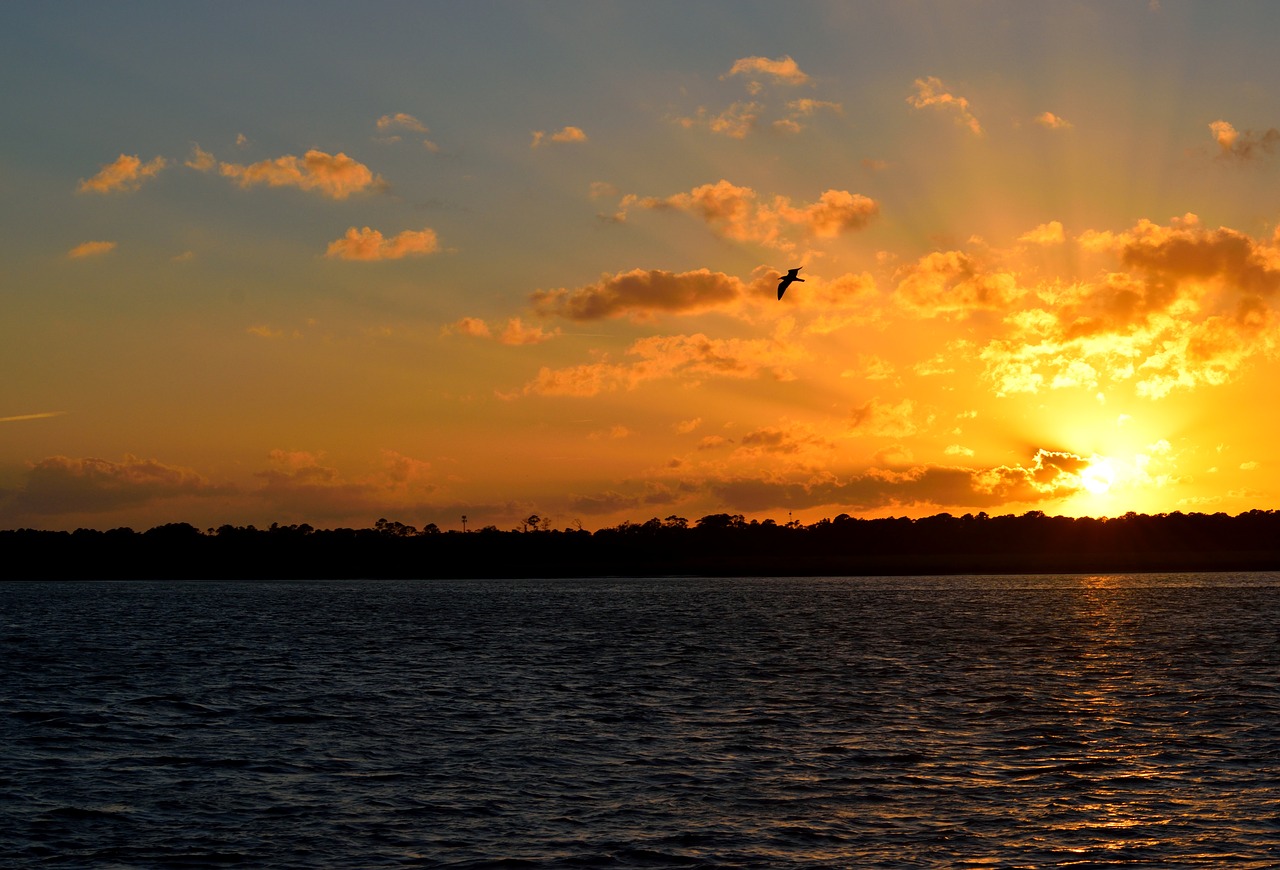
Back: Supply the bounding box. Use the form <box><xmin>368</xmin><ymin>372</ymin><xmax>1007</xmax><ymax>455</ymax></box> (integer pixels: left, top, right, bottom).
<box><xmin>974</xmin><ymin>214</ymin><xmax>1280</xmax><ymax>398</ymax></box>
<box><xmin>324</xmin><ymin>226</ymin><xmax>439</xmax><ymax>260</ymax></box>
<box><xmin>723</xmin><ymin>55</ymin><xmax>810</xmax><ymax>85</ymax></box>
<box><xmin>1209</xmin><ymin>119</ymin><xmax>1280</xmax><ymax>161</ymax></box>
<box><xmin>67</xmin><ymin>240</ymin><xmax>117</xmax><ymax>259</ymax></box>
<box><xmin>2</xmin><ymin>455</ymin><xmax>217</xmax><ymax>515</ymax></box>
<box><xmin>895</xmin><ymin>250</ymin><xmax>1022</xmax><ymax>315</ymax></box>
<box><xmin>77</xmin><ymin>154</ymin><xmax>167</xmax><ymax>194</ymax></box>
<box><xmin>218</xmin><ymin>150</ymin><xmax>384</xmax><ymax>199</ymax></box>
<box><xmin>531</xmin><ymin>268</ymin><xmax>745</xmax><ymax>321</ymax></box>
<box><xmin>531</xmin><ymin>126</ymin><xmax>588</xmax><ymax>148</ymax></box>
<box><xmin>620</xmin><ymin>179</ymin><xmax>877</xmax><ymax>248</ymax></box>
<box><xmin>907</xmin><ymin>76</ymin><xmax>982</xmax><ymax>135</ymax></box>
<box><xmin>521</xmin><ymin>331</ymin><xmax>808</xmax><ymax>397</ymax></box>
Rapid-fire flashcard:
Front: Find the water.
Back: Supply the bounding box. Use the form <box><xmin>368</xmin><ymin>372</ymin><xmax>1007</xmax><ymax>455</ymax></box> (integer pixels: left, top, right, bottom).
<box><xmin>3</xmin><ymin>574</ymin><xmax>1278</xmax><ymax>868</ymax></box>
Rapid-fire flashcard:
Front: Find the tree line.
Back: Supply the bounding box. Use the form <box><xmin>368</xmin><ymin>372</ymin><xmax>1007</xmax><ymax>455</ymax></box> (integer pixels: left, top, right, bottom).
<box><xmin>6</xmin><ymin>509</ymin><xmax>1280</xmax><ymax>579</ymax></box>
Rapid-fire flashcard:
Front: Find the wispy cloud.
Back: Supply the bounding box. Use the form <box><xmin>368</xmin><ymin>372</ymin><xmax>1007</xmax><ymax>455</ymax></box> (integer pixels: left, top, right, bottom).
<box><xmin>0</xmin><ymin>411</ymin><xmax>67</xmax><ymax>423</ymax></box>
<box><xmin>67</xmin><ymin>240</ymin><xmax>117</xmax><ymax>259</ymax></box>
<box><xmin>1034</xmin><ymin>111</ymin><xmax>1073</xmax><ymax>130</ymax></box>
<box><xmin>907</xmin><ymin>76</ymin><xmax>982</xmax><ymax>135</ymax></box>
<box><xmin>77</xmin><ymin>154</ymin><xmax>167</xmax><ymax>193</ymax></box>
<box><xmin>531</xmin><ymin>126</ymin><xmax>587</xmax><ymax>148</ymax></box>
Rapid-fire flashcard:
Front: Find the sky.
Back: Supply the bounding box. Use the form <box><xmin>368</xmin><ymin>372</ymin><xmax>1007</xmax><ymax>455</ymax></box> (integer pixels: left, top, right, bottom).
<box><xmin>5</xmin><ymin>0</ymin><xmax>1280</xmax><ymax>532</ymax></box>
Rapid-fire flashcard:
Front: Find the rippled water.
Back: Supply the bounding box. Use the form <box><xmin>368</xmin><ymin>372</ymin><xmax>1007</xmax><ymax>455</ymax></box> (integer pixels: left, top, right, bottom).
<box><xmin>3</xmin><ymin>574</ymin><xmax>1279</xmax><ymax>868</ymax></box>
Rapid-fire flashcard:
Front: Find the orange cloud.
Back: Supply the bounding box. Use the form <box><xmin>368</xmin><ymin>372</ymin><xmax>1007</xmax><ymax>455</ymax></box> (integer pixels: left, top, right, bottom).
<box><xmin>531</xmin><ymin>126</ymin><xmax>588</xmax><ymax>148</ymax></box>
<box><xmin>676</xmin><ymin>102</ymin><xmax>762</xmax><ymax>139</ymax></box>
<box><xmin>325</xmin><ymin>226</ymin><xmax>439</xmax><ymax>260</ymax></box>
<box><xmin>850</xmin><ymin>398</ymin><xmax>929</xmax><ymax>438</ymax></box>
<box><xmin>1209</xmin><ymin>119</ymin><xmax>1280</xmax><ymax>161</ymax></box>
<box><xmin>973</xmin><ymin>215</ymin><xmax>1280</xmax><ymax>398</ymax></box>
<box><xmin>724</xmin><ymin>55</ymin><xmax>810</xmax><ymax>85</ymax></box>
<box><xmin>907</xmin><ymin>76</ymin><xmax>982</xmax><ymax>135</ymax></box>
<box><xmin>185</xmin><ymin>144</ymin><xmax>216</xmax><ymax>172</ymax></box>
<box><xmin>77</xmin><ymin>154</ymin><xmax>167</xmax><ymax>193</ymax></box>
<box><xmin>531</xmin><ymin>268</ymin><xmax>744</xmax><ymax>321</ymax></box>
<box><xmin>522</xmin><ymin>331</ymin><xmax>808</xmax><ymax>397</ymax></box>
<box><xmin>444</xmin><ymin>317</ymin><xmax>492</xmax><ymax>339</ymax></box>
<box><xmin>499</xmin><ymin>317</ymin><xmax>561</xmax><ymax>345</ymax></box>
<box><xmin>895</xmin><ymin>250</ymin><xmax>1022</xmax><ymax>315</ymax></box>
<box><xmin>377</xmin><ymin>112</ymin><xmax>429</xmax><ymax>133</ymax></box>
<box><xmin>445</xmin><ymin>317</ymin><xmax>560</xmax><ymax>345</ymax></box>
<box><xmin>1034</xmin><ymin>111</ymin><xmax>1073</xmax><ymax>130</ymax></box>
<box><xmin>4</xmin><ymin>454</ymin><xmax>217</xmax><ymax>514</ymax></box>
<box><xmin>701</xmin><ymin>448</ymin><xmax>1093</xmax><ymax>514</ymax></box>
<box><xmin>67</xmin><ymin>240</ymin><xmax>117</xmax><ymax>259</ymax></box>
<box><xmin>621</xmin><ymin>180</ymin><xmax>877</xmax><ymax>248</ymax></box>
<box><xmin>1019</xmin><ymin>220</ymin><xmax>1066</xmax><ymax>245</ymax></box>
<box><xmin>219</xmin><ymin>150</ymin><xmax>383</xmax><ymax>199</ymax></box>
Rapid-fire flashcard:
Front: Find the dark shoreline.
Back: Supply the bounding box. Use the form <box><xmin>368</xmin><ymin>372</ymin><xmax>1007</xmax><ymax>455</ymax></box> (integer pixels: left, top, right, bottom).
<box><xmin>6</xmin><ymin>510</ymin><xmax>1280</xmax><ymax>579</ymax></box>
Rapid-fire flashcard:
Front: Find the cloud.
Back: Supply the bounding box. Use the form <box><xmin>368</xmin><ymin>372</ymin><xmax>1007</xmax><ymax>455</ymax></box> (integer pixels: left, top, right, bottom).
<box><xmin>0</xmin><ymin>411</ymin><xmax>67</xmax><ymax>424</ymax></box>
<box><xmin>324</xmin><ymin>226</ymin><xmax>439</xmax><ymax>260</ymax></box>
<box><xmin>675</xmin><ymin>102</ymin><xmax>762</xmax><ymax>139</ymax></box>
<box><xmin>77</xmin><ymin>154</ymin><xmax>167</xmax><ymax>193</ymax></box>
<box><xmin>675</xmin><ymin>418</ymin><xmax>702</xmax><ymax>434</ymax></box>
<box><xmin>2</xmin><ymin>454</ymin><xmax>218</xmax><ymax>515</ymax></box>
<box><xmin>620</xmin><ymin>180</ymin><xmax>877</xmax><ymax>248</ymax></box>
<box><xmin>895</xmin><ymin>250</ymin><xmax>1022</xmax><ymax>315</ymax></box>
<box><xmin>377</xmin><ymin>112</ymin><xmax>429</xmax><ymax>133</ymax></box>
<box><xmin>1019</xmin><ymin>220</ymin><xmax>1066</xmax><ymax>245</ymax></box>
<box><xmin>445</xmin><ymin>316</ymin><xmax>560</xmax><ymax>345</ymax></box>
<box><xmin>521</xmin><ymin>331</ymin><xmax>808</xmax><ymax>397</ymax></box>
<box><xmin>850</xmin><ymin>397</ymin><xmax>929</xmax><ymax>438</ymax></box>
<box><xmin>907</xmin><ymin>76</ymin><xmax>982</xmax><ymax>135</ymax></box>
<box><xmin>702</xmin><ymin>448</ymin><xmax>1093</xmax><ymax>514</ymax></box>
<box><xmin>1034</xmin><ymin>112</ymin><xmax>1073</xmax><ymax>130</ymax></box>
<box><xmin>499</xmin><ymin>317</ymin><xmax>561</xmax><ymax>345</ymax></box>
<box><xmin>185</xmin><ymin>144</ymin><xmax>217</xmax><ymax>172</ymax></box>
<box><xmin>531</xmin><ymin>126</ymin><xmax>587</xmax><ymax>148</ymax></box>
<box><xmin>218</xmin><ymin>150</ymin><xmax>384</xmax><ymax>199</ymax></box>
<box><xmin>531</xmin><ymin>268</ymin><xmax>745</xmax><ymax>321</ymax></box>
<box><xmin>444</xmin><ymin>317</ymin><xmax>492</xmax><ymax>339</ymax></box>
<box><xmin>973</xmin><ymin>214</ymin><xmax>1280</xmax><ymax>398</ymax></box>
<box><xmin>67</xmin><ymin>240</ymin><xmax>117</xmax><ymax>259</ymax></box>
<box><xmin>1209</xmin><ymin>119</ymin><xmax>1280</xmax><ymax>161</ymax></box>
<box><xmin>723</xmin><ymin>55</ymin><xmax>810</xmax><ymax>85</ymax></box>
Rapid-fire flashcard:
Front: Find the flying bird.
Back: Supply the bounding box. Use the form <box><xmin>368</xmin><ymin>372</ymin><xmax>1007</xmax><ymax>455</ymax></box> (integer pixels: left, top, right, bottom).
<box><xmin>777</xmin><ymin>267</ymin><xmax>805</xmax><ymax>300</ymax></box>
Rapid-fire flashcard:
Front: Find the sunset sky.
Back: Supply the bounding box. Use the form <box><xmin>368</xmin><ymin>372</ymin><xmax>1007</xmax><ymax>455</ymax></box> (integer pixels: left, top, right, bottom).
<box><xmin>6</xmin><ymin>1</ymin><xmax>1280</xmax><ymax>532</ymax></box>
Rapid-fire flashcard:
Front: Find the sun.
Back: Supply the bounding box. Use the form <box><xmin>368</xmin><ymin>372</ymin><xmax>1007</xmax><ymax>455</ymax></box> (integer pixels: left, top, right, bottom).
<box><xmin>1080</xmin><ymin>456</ymin><xmax>1115</xmax><ymax>495</ymax></box>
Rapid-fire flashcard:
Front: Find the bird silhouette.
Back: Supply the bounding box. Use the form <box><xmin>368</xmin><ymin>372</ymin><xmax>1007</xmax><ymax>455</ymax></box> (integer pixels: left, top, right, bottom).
<box><xmin>777</xmin><ymin>267</ymin><xmax>805</xmax><ymax>300</ymax></box>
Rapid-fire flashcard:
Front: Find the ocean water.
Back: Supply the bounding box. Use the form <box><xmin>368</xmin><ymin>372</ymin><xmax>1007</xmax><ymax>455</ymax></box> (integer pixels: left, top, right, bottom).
<box><xmin>2</xmin><ymin>574</ymin><xmax>1278</xmax><ymax>868</ymax></box>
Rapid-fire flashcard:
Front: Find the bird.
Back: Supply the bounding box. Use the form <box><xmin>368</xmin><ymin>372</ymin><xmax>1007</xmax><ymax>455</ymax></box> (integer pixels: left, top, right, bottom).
<box><xmin>777</xmin><ymin>267</ymin><xmax>805</xmax><ymax>300</ymax></box>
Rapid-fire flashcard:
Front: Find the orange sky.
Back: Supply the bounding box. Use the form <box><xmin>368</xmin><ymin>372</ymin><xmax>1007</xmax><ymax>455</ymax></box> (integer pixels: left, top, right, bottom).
<box><xmin>4</xmin><ymin>2</ymin><xmax>1280</xmax><ymax>531</ymax></box>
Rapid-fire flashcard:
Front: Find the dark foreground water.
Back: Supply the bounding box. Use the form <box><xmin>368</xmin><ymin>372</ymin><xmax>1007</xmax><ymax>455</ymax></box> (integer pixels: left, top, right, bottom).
<box><xmin>2</xmin><ymin>574</ymin><xmax>1279</xmax><ymax>868</ymax></box>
